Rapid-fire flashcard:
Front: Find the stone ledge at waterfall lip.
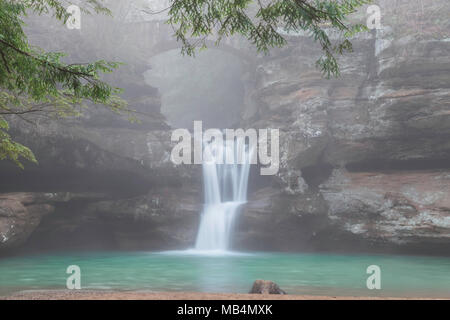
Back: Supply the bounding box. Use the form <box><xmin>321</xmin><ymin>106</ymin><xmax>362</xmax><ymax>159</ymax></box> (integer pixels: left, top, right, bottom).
<box><xmin>200</xmin><ymin>201</ymin><xmax>246</xmax><ymax>206</ymax></box>
<box><xmin>155</xmin><ymin>249</ymin><xmax>256</xmax><ymax>256</ymax></box>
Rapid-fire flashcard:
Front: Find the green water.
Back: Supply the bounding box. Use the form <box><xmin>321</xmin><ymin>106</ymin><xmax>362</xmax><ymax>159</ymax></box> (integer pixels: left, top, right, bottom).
<box><xmin>0</xmin><ymin>250</ymin><xmax>449</xmax><ymax>298</ymax></box>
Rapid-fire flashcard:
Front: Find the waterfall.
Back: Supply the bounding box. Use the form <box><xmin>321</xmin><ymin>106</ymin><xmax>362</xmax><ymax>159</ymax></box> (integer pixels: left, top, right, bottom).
<box><xmin>194</xmin><ymin>138</ymin><xmax>251</xmax><ymax>251</ymax></box>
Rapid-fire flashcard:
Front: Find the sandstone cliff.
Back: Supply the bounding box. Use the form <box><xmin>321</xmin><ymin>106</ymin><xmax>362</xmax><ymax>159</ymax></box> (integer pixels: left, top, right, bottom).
<box><xmin>0</xmin><ymin>0</ymin><xmax>449</xmax><ymax>255</ymax></box>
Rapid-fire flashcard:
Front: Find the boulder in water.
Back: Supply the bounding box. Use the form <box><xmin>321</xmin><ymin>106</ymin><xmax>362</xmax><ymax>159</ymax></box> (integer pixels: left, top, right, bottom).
<box><xmin>249</xmin><ymin>280</ymin><xmax>286</xmax><ymax>294</ymax></box>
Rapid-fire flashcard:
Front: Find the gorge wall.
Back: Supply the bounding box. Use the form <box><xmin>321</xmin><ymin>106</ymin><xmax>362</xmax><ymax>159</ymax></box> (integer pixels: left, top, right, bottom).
<box><xmin>1</xmin><ymin>0</ymin><xmax>449</xmax><ymax>255</ymax></box>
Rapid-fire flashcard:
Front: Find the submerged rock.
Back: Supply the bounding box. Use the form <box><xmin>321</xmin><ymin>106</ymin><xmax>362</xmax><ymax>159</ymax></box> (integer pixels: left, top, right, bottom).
<box><xmin>249</xmin><ymin>280</ymin><xmax>286</xmax><ymax>295</ymax></box>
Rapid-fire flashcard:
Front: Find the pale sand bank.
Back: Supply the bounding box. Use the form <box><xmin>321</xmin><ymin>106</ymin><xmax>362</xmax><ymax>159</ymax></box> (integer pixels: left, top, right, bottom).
<box><xmin>2</xmin><ymin>290</ymin><xmax>445</xmax><ymax>300</ymax></box>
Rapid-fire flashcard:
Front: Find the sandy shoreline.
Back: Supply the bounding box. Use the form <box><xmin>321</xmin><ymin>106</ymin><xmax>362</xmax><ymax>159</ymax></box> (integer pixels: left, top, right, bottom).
<box><xmin>2</xmin><ymin>290</ymin><xmax>446</xmax><ymax>300</ymax></box>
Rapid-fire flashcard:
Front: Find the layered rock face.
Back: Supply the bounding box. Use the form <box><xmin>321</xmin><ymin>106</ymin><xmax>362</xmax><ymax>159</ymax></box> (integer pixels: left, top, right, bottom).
<box><xmin>322</xmin><ymin>170</ymin><xmax>450</xmax><ymax>246</ymax></box>
<box><xmin>0</xmin><ymin>193</ymin><xmax>106</xmax><ymax>250</ymax></box>
<box><xmin>0</xmin><ymin>193</ymin><xmax>55</xmax><ymax>249</ymax></box>
<box><xmin>1</xmin><ymin>1</ymin><xmax>449</xmax><ymax>255</ymax></box>
<box><xmin>21</xmin><ymin>187</ymin><xmax>201</xmax><ymax>252</ymax></box>
<box><xmin>0</xmin><ymin>76</ymin><xmax>203</xmax><ymax>252</ymax></box>
<box><xmin>235</xmin><ymin>1</ymin><xmax>450</xmax><ymax>254</ymax></box>
<box><xmin>0</xmin><ymin>11</ymin><xmax>203</xmax><ymax>253</ymax></box>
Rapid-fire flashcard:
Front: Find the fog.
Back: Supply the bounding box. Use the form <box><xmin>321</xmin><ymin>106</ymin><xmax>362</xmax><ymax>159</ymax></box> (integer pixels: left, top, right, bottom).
<box><xmin>0</xmin><ymin>0</ymin><xmax>449</xmax><ymax>260</ymax></box>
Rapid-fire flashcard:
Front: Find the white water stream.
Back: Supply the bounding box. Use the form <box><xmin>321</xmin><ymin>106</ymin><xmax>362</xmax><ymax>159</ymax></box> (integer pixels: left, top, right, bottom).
<box><xmin>195</xmin><ymin>138</ymin><xmax>251</xmax><ymax>251</ymax></box>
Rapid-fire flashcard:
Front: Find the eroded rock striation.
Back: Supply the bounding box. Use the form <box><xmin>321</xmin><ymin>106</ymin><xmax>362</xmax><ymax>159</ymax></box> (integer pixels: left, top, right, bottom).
<box><xmin>236</xmin><ymin>11</ymin><xmax>450</xmax><ymax>253</ymax></box>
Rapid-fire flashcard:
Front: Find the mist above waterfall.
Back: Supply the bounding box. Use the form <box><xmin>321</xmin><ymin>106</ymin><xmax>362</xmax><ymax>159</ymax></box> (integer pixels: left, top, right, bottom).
<box><xmin>144</xmin><ymin>49</ymin><xmax>245</xmax><ymax>129</ymax></box>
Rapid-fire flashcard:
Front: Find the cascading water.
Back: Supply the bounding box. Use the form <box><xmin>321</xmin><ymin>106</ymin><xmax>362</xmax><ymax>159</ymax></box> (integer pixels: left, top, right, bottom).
<box><xmin>194</xmin><ymin>138</ymin><xmax>252</xmax><ymax>251</ymax></box>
